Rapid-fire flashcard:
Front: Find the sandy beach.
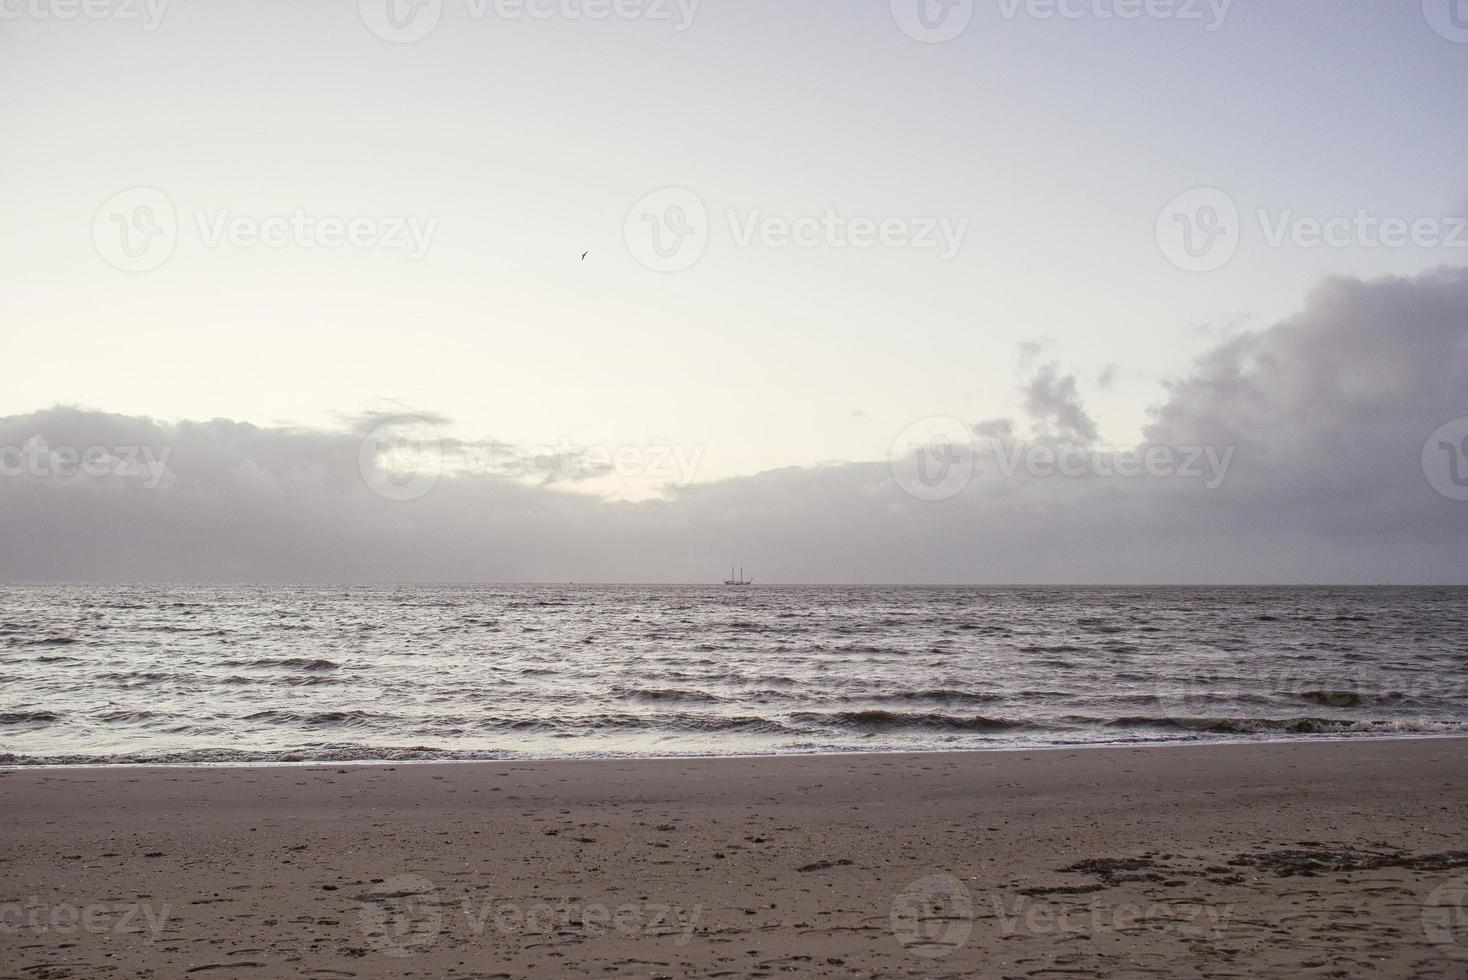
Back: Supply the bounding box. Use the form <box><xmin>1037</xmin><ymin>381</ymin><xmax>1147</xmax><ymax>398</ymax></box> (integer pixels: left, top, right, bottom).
<box><xmin>3</xmin><ymin>739</ymin><xmax>1467</xmax><ymax>978</ymax></box>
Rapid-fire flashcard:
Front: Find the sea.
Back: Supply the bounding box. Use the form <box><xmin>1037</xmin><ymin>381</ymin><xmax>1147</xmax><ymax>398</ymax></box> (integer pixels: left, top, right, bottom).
<box><xmin>2</xmin><ymin>584</ymin><xmax>1466</xmax><ymax>766</ymax></box>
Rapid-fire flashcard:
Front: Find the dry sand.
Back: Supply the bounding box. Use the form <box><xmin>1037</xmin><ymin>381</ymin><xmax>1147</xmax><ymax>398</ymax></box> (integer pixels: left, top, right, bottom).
<box><xmin>3</xmin><ymin>738</ymin><xmax>1468</xmax><ymax>978</ymax></box>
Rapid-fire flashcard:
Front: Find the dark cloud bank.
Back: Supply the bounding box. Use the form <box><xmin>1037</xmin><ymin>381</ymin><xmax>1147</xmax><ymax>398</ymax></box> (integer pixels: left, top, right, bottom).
<box><xmin>4</xmin><ymin>266</ymin><xmax>1467</xmax><ymax>584</ymax></box>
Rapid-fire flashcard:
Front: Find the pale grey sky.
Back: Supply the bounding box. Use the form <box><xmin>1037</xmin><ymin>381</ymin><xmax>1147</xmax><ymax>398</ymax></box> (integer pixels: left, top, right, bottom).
<box><xmin>4</xmin><ymin>265</ymin><xmax>1467</xmax><ymax>583</ymax></box>
<box><xmin>3</xmin><ymin>0</ymin><xmax>1466</xmax><ymax>496</ymax></box>
<box><xmin>2</xmin><ymin>0</ymin><xmax>1468</xmax><ymax>560</ymax></box>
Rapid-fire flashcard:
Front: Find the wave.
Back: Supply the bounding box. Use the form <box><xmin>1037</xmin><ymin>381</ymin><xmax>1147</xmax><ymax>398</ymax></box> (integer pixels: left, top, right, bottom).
<box><xmin>1297</xmin><ymin>690</ymin><xmax>1407</xmax><ymax>707</ymax></box>
<box><xmin>101</xmin><ymin>670</ymin><xmax>172</xmax><ymax>682</ymax></box>
<box><xmin>277</xmin><ymin>674</ymin><xmax>344</xmax><ymax>687</ymax></box>
<box><xmin>0</xmin><ymin>710</ymin><xmax>62</xmax><ymax>726</ymax></box>
<box><xmin>1104</xmin><ymin>715</ymin><xmax>1468</xmax><ymax>736</ymax></box>
<box><xmin>572</xmin><ymin>712</ymin><xmax>801</xmax><ymax>735</ymax></box>
<box><xmin>243</xmin><ymin>709</ymin><xmax>385</xmax><ymax>728</ymax></box>
<box><xmin>221</xmin><ymin>658</ymin><xmax>341</xmax><ymax>671</ymax></box>
<box><xmin>0</xmin><ymin>744</ymin><xmax>519</xmax><ymax>767</ymax></box>
<box><xmin>5</xmin><ymin>583</ymin><xmax>1467</xmax><ymax>766</ymax></box>
<box><xmin>856</xmin><ymin>689</ymin><xmax>1005</xmax><ymax>706</ymax></box>
<box><xmin>611</xmin><ymin>687</ymin><xmax>726</xmax><ymax>704</ymax></box>
<box><xmin>792</xmin><ymin>710</ymin><xmax>1029</xmax><ymax>732</ymax></box>
<box><xmin>97</xmin><ymin>709</ymin><xmax>170</xmax><ymax>723</ymax></box>
<box><xmin>228</xmin><ymin>708</ymin><xmax>805</xmax><ymax>737</ymax></box>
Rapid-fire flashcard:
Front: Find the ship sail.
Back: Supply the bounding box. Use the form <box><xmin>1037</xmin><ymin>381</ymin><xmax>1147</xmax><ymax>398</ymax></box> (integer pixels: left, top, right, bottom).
<box><xmin>722</xmin><ymin>562</ymin><xmax>752</xmax><ymax>585</ymax></box>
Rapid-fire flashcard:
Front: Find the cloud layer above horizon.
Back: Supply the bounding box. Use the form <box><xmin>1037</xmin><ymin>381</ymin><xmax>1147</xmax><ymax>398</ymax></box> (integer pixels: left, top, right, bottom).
<box><xmin>3</xmin><ymin>266</ymin><xmax>1467</xmax><ymax>584</ymax></box>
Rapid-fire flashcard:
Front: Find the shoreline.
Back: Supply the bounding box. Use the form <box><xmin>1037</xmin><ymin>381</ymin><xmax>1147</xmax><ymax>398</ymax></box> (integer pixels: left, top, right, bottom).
<box><xmin>5</xmin><ymin>729</ymin><xmax>1468</xmax><ymax>771</ymax></box>
<box><xmin>4</xmin><ymin>738</ymin><xmax>1467</xmax><ymax>977</ymax></box>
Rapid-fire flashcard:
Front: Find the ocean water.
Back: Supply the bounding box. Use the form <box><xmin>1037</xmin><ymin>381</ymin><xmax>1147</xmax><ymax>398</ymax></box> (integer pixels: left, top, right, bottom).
<box><xmin>1</xmin><ymin>584</ymin><xmax>1466</xmax><ymax>766</ymax></box>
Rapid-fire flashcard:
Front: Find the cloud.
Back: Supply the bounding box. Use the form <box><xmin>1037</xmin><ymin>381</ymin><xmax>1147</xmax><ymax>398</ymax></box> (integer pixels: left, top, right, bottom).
<box><xmin>1007</xmin><ymin>340</ymin><xmax>1101</xmax><ymax>447</ymax></box>
<box><xmin>972</xmin><ymin>418</ymin><xmax>1014</xmax><ymax>440</ymax></box>
<box><xmin>2</xmin><ymin>266</ymin><xmax>1467</xmax><ymax>583</ymax></box>
<box><xmin>1144</xmin><ymin>267</ymin><xmax>1468</xmax><ymax>532</ymax></box>
<box><xmin>1020</xmin><ymin>359</ymin><xmax>1100</xmax><ymax>447</ymax></box>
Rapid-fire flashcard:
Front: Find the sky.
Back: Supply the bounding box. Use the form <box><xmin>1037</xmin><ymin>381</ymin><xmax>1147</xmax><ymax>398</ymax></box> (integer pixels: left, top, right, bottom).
<box><xmin>2</xmin><ymin>0</ymin><xmax>1467</xmax><ymax>581</ymax></box>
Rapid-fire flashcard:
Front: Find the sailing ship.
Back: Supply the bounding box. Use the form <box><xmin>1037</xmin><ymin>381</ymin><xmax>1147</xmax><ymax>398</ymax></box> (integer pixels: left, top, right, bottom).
<box><xmin>722</xmin><ymin>563</ymin><xmax>752</xmax><ymax>586</ymax></box>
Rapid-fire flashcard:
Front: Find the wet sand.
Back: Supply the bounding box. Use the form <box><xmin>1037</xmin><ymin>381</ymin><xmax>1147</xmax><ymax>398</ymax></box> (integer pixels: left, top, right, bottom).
<box><xmin>2</xmin><ymin>738</ymin><xmax>1467</xmax><ymax>978</ymax></box>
